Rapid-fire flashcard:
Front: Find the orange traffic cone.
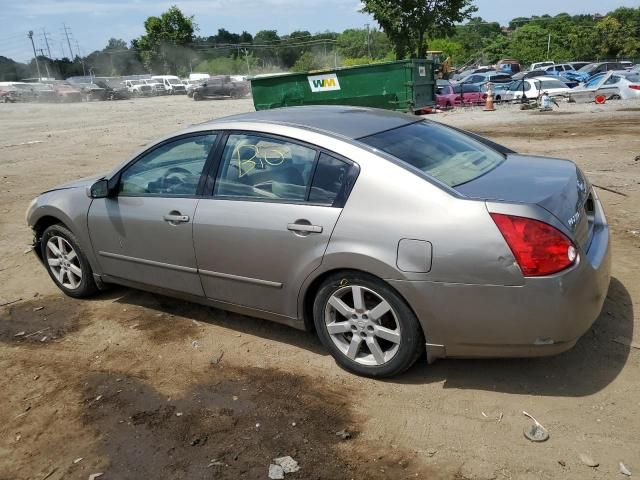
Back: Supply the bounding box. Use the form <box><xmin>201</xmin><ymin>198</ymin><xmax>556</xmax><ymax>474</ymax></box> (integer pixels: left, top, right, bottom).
<box><xmin>484</xmin><ymin>83</ymin><xmax>496</xmax><ymax>111</ymax></box>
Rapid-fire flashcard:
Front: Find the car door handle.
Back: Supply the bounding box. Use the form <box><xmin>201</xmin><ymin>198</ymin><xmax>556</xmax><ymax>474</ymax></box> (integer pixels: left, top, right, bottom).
<box><xmin>163</xmin><ymin>213</ymin><xmax>190</xmax><ymax>223</ymax></box>
<box><xmin>287</xmin><ymin>223</ymin><xmax>322</xmax><ymax>234</ymax></box>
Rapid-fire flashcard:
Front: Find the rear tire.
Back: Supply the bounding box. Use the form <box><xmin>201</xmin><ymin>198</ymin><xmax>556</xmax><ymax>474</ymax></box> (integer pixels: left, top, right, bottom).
<box><xmin>41</xmin><ymin>224</ymin><xmax>99</xmax><ymax>299</ymax></box>
<box><xmin>313</xmin><ymin>272</ymin><xmax>424</xmax><ymax>378</ymax></box>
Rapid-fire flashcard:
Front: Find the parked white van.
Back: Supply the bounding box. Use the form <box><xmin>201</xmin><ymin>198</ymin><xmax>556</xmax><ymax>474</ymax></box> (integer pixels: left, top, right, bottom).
<box><xmin>530</xmin><ymin>61</ymin><xmax>555</xmax><ymax>71</ymax></box>
<box><xmin>151</xmin><ymin>75</ymin><xmax>187</xmax><ymax>94</ymax></box>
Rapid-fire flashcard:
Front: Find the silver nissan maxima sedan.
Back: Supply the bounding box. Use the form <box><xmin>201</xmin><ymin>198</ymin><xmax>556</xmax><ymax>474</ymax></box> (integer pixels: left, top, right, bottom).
<box><xmin>26</xmin><ymin>106</ymin><xmax>611</xmax><ymax>377</ymax></box>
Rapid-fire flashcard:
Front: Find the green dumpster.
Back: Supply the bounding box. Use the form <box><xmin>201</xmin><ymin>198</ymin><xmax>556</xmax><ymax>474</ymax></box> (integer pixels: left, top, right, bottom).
<box><xmin>249</xmin><ymin>59</ymin><xmax>435</xmax><ymax>113</ymax></box>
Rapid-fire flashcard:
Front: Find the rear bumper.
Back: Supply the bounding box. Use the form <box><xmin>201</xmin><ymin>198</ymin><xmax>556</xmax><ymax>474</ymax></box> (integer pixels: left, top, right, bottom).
<box><xmin>389</xmin><ymin>197</ymin><xmax>611</xmax><ymax>361</ymax></box>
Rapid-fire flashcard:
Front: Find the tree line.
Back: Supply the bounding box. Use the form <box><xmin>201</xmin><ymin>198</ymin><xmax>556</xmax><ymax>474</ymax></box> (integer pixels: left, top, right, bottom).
<box><xmin>1</xmin><ymin>4</ymin><xmax>638</xmax><ymax>81</ymax></box>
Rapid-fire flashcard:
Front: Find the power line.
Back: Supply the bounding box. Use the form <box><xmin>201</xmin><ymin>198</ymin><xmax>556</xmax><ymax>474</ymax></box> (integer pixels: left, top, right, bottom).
<box><xmin>41</xmin><ymin>28</ymin><xmax>53</xmax><ymax>58</ymax></box>
<box><xmin>0</xmin><ymin>33</ymin><xmax>29</xmax><ymax>42</ymax></box>
<box><xmin>62</xmin><ymin>23</ymin><xmax>75</xmax><ymax>58</ymax></box>
<box><xmin>191</xmin><ymin>38</ymin><xmax>337</xmax><ymax>49</ymax></box>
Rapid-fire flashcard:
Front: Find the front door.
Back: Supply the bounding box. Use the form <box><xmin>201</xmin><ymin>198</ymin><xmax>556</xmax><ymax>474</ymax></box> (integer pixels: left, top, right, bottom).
<box><xmin>88</xmin><ymin>133</ymin><xmax>218</xmax><ymax>296</ymax></box>
<box><xmin>193</xmin><ymin>133</ymin><xmax>356</xmax><ymax>318</ymax></box>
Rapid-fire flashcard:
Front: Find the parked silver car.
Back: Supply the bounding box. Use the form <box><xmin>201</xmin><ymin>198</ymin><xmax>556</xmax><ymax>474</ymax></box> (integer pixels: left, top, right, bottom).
<box><xmin>569</xmin><ymin>70</ymin><xmax>640</xmax><ymax>102</ymax></box>
<box><xmin>25</xmin><ymin>106</ymin><xmax>611</xmax><ymax>377</ymax></box>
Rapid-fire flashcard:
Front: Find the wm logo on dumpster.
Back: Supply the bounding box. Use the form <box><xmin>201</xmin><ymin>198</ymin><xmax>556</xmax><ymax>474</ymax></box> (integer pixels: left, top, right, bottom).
<box><xmin>308</xmin><ymin>73</ymin><xmax>341</xmax><ymax>92</ymax></box>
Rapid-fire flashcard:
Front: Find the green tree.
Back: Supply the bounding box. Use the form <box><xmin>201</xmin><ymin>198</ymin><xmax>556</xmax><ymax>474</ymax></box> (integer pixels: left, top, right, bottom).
<box><xmin>253</xmin><ymin>30</ymin><xmax>280</xmax><ymax>66</ymax></box>
<box><xmin>596</xmin><ymin>16</ymin><xmax>640</xmax><ymax>58</ymax></box>
<box><xmin>0</xmin><ymin>56</ymin><xmax>30</xmax><ymax>81</ymax></box>
<box><xmin>280</xmin><ymin>30</ymin><xmax>312</xmax><ymax>68</ymax></box>
<box><xmin>291</xmin><ymin>51</ymin><xmax>319</xmax><ymax>72</ymax></box>
<box><xmin>481</xmin><ymin>34</ymin><xmax>510</xmax><ymax>63</ymax></box>
<box><xmin>337</xmin><ymin>28</ymin><xmax>392</xmax><ymax>59</ymax></box>
<box><xmin>426</xmin><ymin>38</ymin><xmax>466</xmax><ymax>64</ymax></box>
<box><xmin>507</xmin><ymin>24</ymin><xmax>550</xmax><ymax>65</ymax></box>
<box><xmin>361</xmin><ymin>0</ymin><xmax>476</xmax><ymax>58</ymax></box>
<box><xmin>135</xmin><ymin>5</ymin><xmax>197</xmax><ymax>73</ymax></box>
<box><xmin>508</xmin><ymin>17</ymin><xmax>531</xmax><ymax>30</ymax></box>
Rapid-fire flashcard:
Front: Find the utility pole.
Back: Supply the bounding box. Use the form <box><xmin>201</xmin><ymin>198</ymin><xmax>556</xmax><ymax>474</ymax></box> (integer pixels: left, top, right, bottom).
<box><xmin>74</xmin><ymin>39</ymin><xmax>86</xmax><ymax>76</ymax></box>
<box><xmin>546</xmin><ymin>34</ymin><xmax>551</xmax><ymax>60</ymax></box>
<box><xmin>241</xmin><ymin>48</ymin><xmax>250</xmax><ymax>75</ymax></box>
<box><xmin>38</xmin><ymin>49</ymin><xmax>51</xmax><ymax>78</ymax></box>
<box><xmin>27</xmin><ymin>31</ymin><xmax>42</xmax><ymax>80</ymax></box>
<box><xmin>63</xmin><ymin>23</ymin><xmax>74</xmax><ymax>58</ymax></box>
<box><xmin>41</xmin><ymin>28</ymin><xmax>52</xmax><ymax>58</ymax></box>
<box><xmin>365</xmin><ymin>23</ymin><xmax>371</xmax><ymax>58</ymax></box>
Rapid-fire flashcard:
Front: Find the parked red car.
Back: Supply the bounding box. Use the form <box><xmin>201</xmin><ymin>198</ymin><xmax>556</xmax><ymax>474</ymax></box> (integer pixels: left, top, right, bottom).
<box><xmin>436</xmin><ymin>83</ymin><xmax>487</xmax><ymax>108</ymax></box>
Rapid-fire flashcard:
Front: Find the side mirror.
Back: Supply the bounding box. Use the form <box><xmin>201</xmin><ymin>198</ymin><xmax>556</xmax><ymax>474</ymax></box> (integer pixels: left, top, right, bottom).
<box><xmin>88</xmin><ymin>179</ymin><xmax>110</xmax><ymax>198</ymax></box>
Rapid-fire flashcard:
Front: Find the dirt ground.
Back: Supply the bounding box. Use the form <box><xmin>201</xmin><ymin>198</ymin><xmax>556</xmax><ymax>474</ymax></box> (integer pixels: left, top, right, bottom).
<box><xmin>1</xmin><ymin>96</ymin><xmax>639</xmax><ymax>480</ymax></box>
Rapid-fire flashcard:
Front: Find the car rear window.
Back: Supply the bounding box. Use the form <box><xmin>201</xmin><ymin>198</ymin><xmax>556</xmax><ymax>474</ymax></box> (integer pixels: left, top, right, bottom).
<box><xmin>538</xmin><ymin>79</ymin><xmax>567</xmax><ymax>89</ymax></box>
<box><xmin>359</xmin><ymin>121</ymin><xmax>505</xmax><ymax>187</ymax></box>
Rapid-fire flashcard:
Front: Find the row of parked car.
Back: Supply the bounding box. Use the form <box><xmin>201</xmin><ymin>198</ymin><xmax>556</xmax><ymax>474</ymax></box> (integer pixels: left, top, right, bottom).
<box><xmin>0</xmin><ymin>79</ymin><xmax>126</xmax><ymax>103</ymax></box>
<box><xmin>436</xmin><ymin>60</ymin><xmax>640</xmax><ymax>108</ymax></box>
<box><xmin>120</xmin><ymin>74</ymin><xmax>250</xmax><ymax>101</ymax></box>
<box><xmin>0</xmin><ymin>73</ymin><xmax>252</xmax><ymax>104</ymax></box>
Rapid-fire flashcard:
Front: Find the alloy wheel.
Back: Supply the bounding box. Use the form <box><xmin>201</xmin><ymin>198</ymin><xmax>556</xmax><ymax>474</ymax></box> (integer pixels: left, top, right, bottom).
<box><xmin>45</xmin><ymin>235</ymin><xmax>83</xmax><ymax>289</ymax></box>
<box><xmin>324</xmin><ymin>285</ymin><xmax>401</xmax><ymax>366</ymax></box>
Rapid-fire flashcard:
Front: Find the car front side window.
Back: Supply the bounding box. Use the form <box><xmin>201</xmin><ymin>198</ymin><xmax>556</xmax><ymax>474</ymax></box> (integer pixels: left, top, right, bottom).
<box><xmin>214</xmin><ymin>134</ymin><xmax>316</xmax><ymax>202</ymax></box>
<box><xmin>119</xmin><ymin>134</ymin><xmax>217</xmax><ymax>196</ymax></box>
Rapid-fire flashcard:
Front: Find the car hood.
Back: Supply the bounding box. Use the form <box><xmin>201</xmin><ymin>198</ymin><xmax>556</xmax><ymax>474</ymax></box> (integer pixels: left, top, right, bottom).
<box><xmin>41</xmin><ymin>174</ymin><xmax>104</xmax><ymax>194</ymax></box>
<box><xmin>456</xmin><ymin>154</ymin><xmax>592</xmax><ymax>247</ymax></box>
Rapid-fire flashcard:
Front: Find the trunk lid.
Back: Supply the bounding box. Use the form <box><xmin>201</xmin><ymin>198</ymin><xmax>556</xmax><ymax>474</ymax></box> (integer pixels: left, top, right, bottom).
<box><xmin>455</xmin><ymin>154</ymin><xmax>594</xmax><ymax>249</ymax></box>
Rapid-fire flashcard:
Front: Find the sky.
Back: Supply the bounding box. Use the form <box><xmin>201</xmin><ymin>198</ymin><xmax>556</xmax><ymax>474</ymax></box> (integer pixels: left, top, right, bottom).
<box><xmin>1</xmin><ymin>0</ymin><xmax>638</xmax><ymax>62</ymax></box>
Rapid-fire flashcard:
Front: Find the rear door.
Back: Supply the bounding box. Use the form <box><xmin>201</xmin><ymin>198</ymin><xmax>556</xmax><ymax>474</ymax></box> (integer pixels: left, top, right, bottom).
<box><xmin>88</xmin><ymin>133</ymin><xmax>219</xmax><ymax>296</ymax></box>
<box><xmin>193</xmin><ymin>132</ymin><xmax>358</xmax><ymax>318</ymax></box>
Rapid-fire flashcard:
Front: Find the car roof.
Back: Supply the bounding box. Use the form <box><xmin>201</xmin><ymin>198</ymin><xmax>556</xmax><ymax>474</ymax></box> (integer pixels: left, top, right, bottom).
<box><xmin>204</xmin><ymin>106</ymin><xmax>419</xmax><ymax>140</ymax></box>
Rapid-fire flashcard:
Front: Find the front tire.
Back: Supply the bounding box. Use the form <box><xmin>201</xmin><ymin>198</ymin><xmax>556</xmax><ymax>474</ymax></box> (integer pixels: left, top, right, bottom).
<box><xmin>41</xmin><ymin>224</ymin><xmax>99</xmax><ymax>298</ymax></box>
<box><xmin>313</xmin><ymin>272</ymin><xmax>424</xmax><ymax>378</ymax></box>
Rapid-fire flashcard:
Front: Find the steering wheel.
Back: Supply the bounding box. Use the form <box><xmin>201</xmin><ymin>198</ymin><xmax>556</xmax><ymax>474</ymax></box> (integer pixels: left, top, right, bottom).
<box><xmin>159</xmin><ymin>167</ymin><xmax>191</xmax><ymax>191</ymax></box>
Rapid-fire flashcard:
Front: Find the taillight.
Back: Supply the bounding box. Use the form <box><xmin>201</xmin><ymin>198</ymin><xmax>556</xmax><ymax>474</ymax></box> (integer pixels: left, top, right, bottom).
<box><xmin>490</xmin><ymin>213</ymin><xmax>577</xmax><ymax>276</ymax></box>
<box><xmin>629</xmin><ymin>85</ymin><xmax>640</xmax><ymax>90</ymax></box>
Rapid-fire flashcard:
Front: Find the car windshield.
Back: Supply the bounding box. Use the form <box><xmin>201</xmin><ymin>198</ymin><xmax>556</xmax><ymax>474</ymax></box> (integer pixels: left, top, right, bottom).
<box><xmin>130</xmin><ymin>80</ymin><xmax>142</xmax><ymax>85</ymax></box>
<box><xmin>578</xmin><ymin>64</ymin><xmax>597</xmax><ymax>73</ymax></box>
<box><xmin>359</xmin><ymin>121</ymin><xmax>505</xmax><ymax>187</ymax></box>
<box><xmin>168</xmin><ymin>79</ymin><xmax>180</xmax><ymax>84</ymax></box>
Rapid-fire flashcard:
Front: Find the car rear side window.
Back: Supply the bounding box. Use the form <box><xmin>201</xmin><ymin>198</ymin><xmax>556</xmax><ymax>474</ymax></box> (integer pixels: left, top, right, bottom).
<box><xmin>214</xmin><ymin>134</ymin><xmax>316</xmax><ymax>202</ymax></box>
<box><xmin>308</xmin><ymin>153</ymin><xmax>349</xmax><ymax>205</ymax></box>
<box><xmin>359</xmin><ymin>121</ymin><xmax>505</xmax><ymax>187</ymax></box>
<box><xmin>539</xmin><ymin>79</ymin><xmax>567</xmax><ymax>89</ymax></box>
<box><xmin>462</xmin><ymin>84</ymin><xmax>480</xmax><ymax>93</ymax></box>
